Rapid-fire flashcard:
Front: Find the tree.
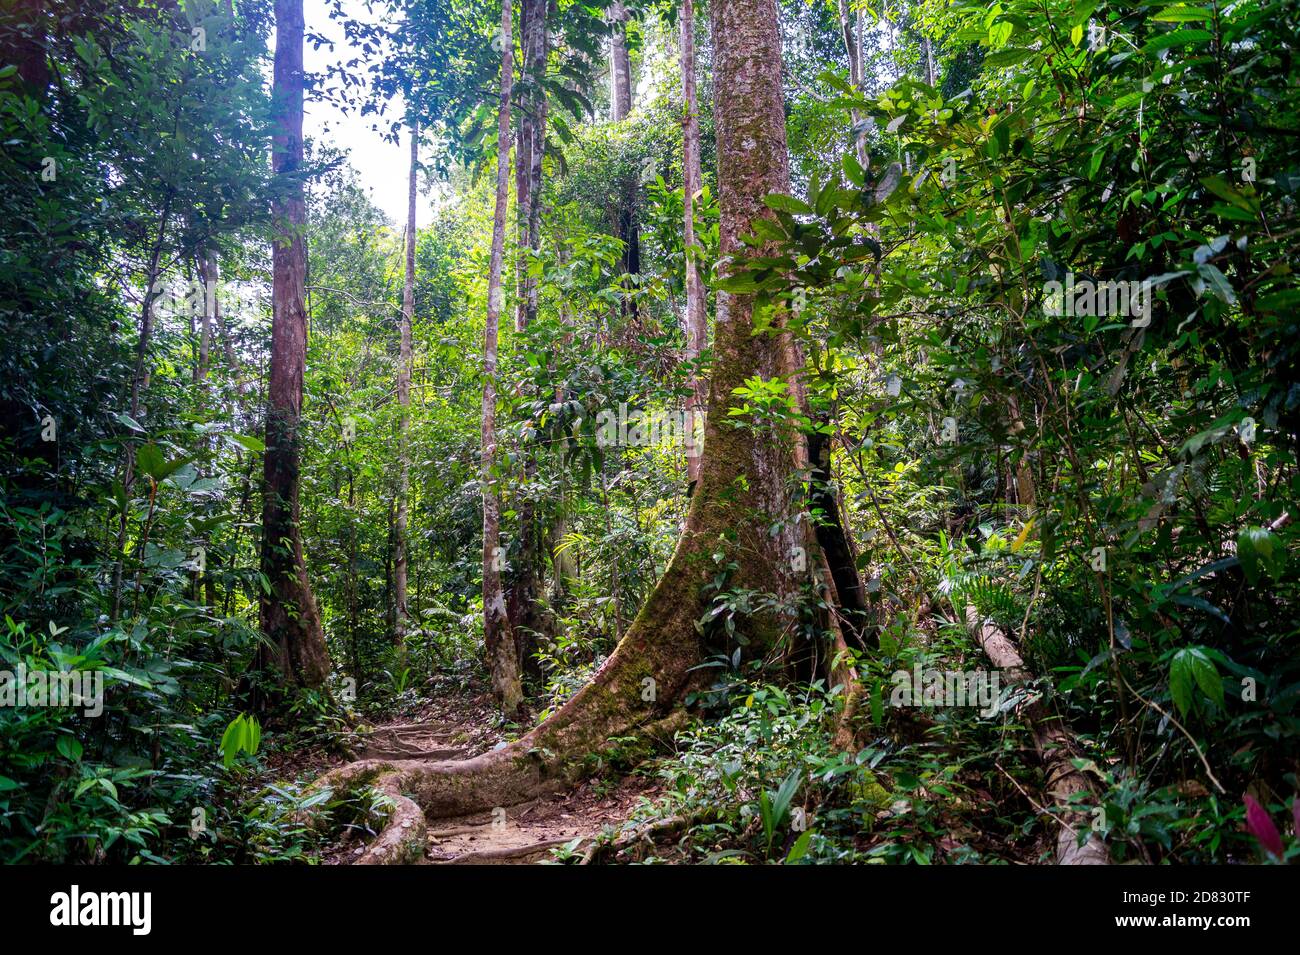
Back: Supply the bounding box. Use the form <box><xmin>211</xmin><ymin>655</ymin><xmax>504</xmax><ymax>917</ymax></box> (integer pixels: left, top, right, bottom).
<box><xmin>506</xmin><ymin>0</ymin><xmax>552</xmax><ymax>673</ymax></box>
<box><xmin>395</xmin><ymin>120</ymin><xmax>417</xmax><ymax>649</ymax></box>
<box><xmin>317</xmin><ymin>0</ymin><xmax>838</xmax><ymax>859</ymax></box>
<box><xmin>608</xmin><ymin>0</ymin><xmax>632</xmax><ymax>123</ymax></box>
<box><xmin>834</xmin><ymin>0</ymin><xmax>867</xmax><ymax>167</ymax></box>
<box><xmin>608</xmin><ymin>0</ymin><xmax>640</xmax><ymax>317</ymax></box>
<box><xmin>482</xmin><ymin>0</ymin><xmax>525</xmax><ymax>716</ymax></box>
<box><xmin>257</xmin><ymin>0</ymin><xmax>331</xmax><ymax>693</ymax></box>
<box><xmin>514</xmin><ymin>0</ymin><xmax>549</xmax><ymax>333</ymax></box>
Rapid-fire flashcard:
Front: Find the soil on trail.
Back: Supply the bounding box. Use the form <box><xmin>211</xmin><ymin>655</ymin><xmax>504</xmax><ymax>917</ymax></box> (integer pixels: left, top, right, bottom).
<box><xmin>319</xmin><ymin>687</ymin><xmax>661</xmax><ymax>865</ymax></box>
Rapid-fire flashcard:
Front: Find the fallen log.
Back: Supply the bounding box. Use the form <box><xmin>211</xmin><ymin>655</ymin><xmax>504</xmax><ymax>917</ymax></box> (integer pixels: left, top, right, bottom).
<box><xmin>964</xmin><ymin>606</ymin><xmax>1109</xmax><ymax>865</ymax></box>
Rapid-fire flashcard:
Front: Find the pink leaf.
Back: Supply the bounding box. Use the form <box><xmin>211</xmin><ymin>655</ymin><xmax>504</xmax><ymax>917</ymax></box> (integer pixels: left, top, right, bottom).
<box><xmin>1244</xmin><ymin>794</ymin><xmax>1284</xmax><ymax>860</ymax></box>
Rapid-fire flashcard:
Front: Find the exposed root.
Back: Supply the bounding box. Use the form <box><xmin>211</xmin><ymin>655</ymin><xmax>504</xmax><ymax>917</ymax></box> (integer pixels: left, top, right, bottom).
<box><xmin>429</xmin><ymin>838</ymin><xmax>582</xmax><ymax>865</ymax></box>
<box><xmin>352</xmin><ymin>770</ymin><xmax>428</xmax><ymax>866</ymax></box>
<box><xmin>310</xmin><ymin>554</ymin><xmax>703</xmax><ymax>862</ymax></box>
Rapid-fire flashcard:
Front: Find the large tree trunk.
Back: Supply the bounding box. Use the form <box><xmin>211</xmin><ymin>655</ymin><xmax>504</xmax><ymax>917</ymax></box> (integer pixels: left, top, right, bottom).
<box><xmin>681</xmin><ymin>0</ymin><xmax>706</xmax><ymax>488</ymax></box>
<box><xmin>482</xmin><ymin>0</ymin><xmax>524</xmax><ymax>717</ymax></box>
<box><xmin>2</xmin><ymin>0</ymin><xmax>50</xmax><ymax>96</ymax></box>
<box><xmin>316</xmin><ymin>0</ymin><xmax>815</xmax><ymax>861</ymax></box>
<box><xmin>257</xmin><ymin>0</ymin><xmax>330</xmax><ymax>693</ymax></box>
<box><xmin>395</xmin><ymin>120</ymin><xmax>417</xmax><ymax>648</ymax></box>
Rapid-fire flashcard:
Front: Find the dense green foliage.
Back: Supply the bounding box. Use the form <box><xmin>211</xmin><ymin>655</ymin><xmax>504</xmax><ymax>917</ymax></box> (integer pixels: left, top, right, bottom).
<box><xmin>1</xmin><ymin>0</ymin><xmax>1296</xmax><ymax>864</ymax></box>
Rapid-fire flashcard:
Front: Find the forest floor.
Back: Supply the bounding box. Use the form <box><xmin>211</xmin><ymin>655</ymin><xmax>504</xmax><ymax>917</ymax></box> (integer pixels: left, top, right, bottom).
<box><xmin>298</xmin><ymin>683</ymin><xmax>662</xmax><ymax>865</ymax></box>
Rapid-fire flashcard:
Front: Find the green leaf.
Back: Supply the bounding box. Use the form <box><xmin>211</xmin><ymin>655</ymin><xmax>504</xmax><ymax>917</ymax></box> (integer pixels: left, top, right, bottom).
<box><xmin>229</xmin><ymin>433</ymin><xmax>266</xmax><ymax>453</ymax></box>
<box><xmin>135</xmin><ymin>443</ymin><xmax>165</xmax><ymax>479</ymax></box>
<box><xmin>785</xmin><ymin>828</ymin><xmax>814</xmax><ymax>863</ymax></box>
<box><xmin>220</xmin><ymin>715</ymin><xmax>244</xmax><ymax>769</ymax></box>
<box><xmin>219</xmin><ymin>713</ymin><xmax>261</xmax><ymax>769</ymax></box>
<box><xmin>983</xmin><ymin>47</ymin><xmax>1032</xmax><ymax>68</ymax></box>
<box><xmin>56</xmin><ymin>736</ymin><xmax>83</xmax><ymax>762</ymax></box>
<box><xmin>98</xmin><ymin>666</ymin><xmax>153</xmax><ymax>689</ymax></box>
<box><xmin>1153</xmin><ymin>7</ymin><xmax>1214</xmax><ymax>22</ymax></box>
<box><xmin>714</xmin><ymin>273</ymin><xmax>763</xmax><ymax>294</ymax></box>
<box><xmin>1143</xmin><ymin>29</ymin><xmax>1213</xmax><ymax>53</ymax></box>
<box><xmin>1199</xmin><ymin>176</ymin><xmax>1258</xmax><ymax>213</ymax></box>
<box><xmin>1237</xmin><ymin>526</ymin><xmax>1284</xmax><ymax>584</ymax></box>
<box><xmin>1170</xmin><ymin>647</ymin><xmax>1223</xmax><ymax>715</ymax></box>
<box><xmin>1190</xmin><ymin>651</ymin><xmax>1225</xmax><ymax>711</ymax></box>
<box><xmin>763</xmin><ymin>193</ymin><xmax>813</xmax><ymax>215</ymax></box>
<box><xmin>1195</xmin><ymin>263</ymin><xmax>1236</xmax><ymax>304</ymax></box>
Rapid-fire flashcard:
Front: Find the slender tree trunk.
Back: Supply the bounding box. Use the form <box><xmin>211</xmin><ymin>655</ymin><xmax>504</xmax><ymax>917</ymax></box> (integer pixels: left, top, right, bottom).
<box><xmin>966</xmin><ymin>607</ymin><xmax>1109</xmax><ymax>864</ymax></box>
<box><xmin>257</xmin><ymin>0</ymin><xmax>330</xmax><ymax>693</ymax></box>
<box><xmin>513</xmin><ymin>0</ymin><xmax>549</xmax><ymax>333</ymax></box>
<box><xmin>195</xmin><ymin>249</ymin><xmax>213</xmax><ymax>384</ymax></box>
<box><xmin>837</xmin><ymin>0</ymin><xmax>868</xmax><ymax>168</ymax></box>
<box><xmin>194</xmin><ymin>247</ymin><xmax>217</xmax><ymax>609</ymax></box>
<box><xmin>524</xmin><ymin>0</ymin><xmax>551</xmax><ymax>326</ymax></box>
<box><xmin>508</xmin><ymin>0</ymin><xmax>550</xmax><ymax>677</ymax></box>
<box><xmin>609</xmin><ymin>0</ymin><xmax>631</xmax><ymax>122</ymax></box>
<box><xmin>483</xmin><ymin>0</ymin><xmax>524</xmax><ymax>716</ymax></box>
<box><xmin>681</xmin><ymin>0</ymin><xmax>706</xmax><ymax>487</ymax></box>
<box><xmin>110</xmin><ymin>196</ymin><xmax>172</xmax><ymax>621</ymax></box>
<box><xmin>395</xmin><ymin>120</ymin><xmax>417</xmax><ymax>648</ymax></box>
<box><xmin>609</xmin><ymin>0</ymin><xmax>640</xmax><ymax>318</ymax></box>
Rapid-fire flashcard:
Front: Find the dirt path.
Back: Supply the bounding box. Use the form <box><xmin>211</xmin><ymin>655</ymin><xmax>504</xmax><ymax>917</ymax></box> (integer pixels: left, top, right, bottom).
<box><xmin>327</xmin><ymin>700</ymin><xmax>658</xmax><ymax>865</ymax></box>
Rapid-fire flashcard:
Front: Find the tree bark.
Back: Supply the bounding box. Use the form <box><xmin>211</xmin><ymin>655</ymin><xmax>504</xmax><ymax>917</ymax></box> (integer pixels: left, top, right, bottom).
<box><xmin>257</xmin><ymin>0</ymin><xmax>330</xmax><ymax>693</ymax></box>
<box><xmin>315</xmin><ymin>0</ymin><xmax>818</xmax><ymax>856</ymax></box>
<box><xmin>609</xmin><ymin>0</ymin><xmax>632</xmax><ymax>122</ymax></box>
<box><xmin>483</xmin><ymin>0</ymin><xmax>524</xmax><ymax>717</ymax></box>
<box><xmin>681</xmin><ymin>0</ymin><xmax>706</xmax><ymax>488</ymax></box>
<box><xmin>195</xmin><ymin>249</ymin><xmax>214</xmax><ymax>384</ymax></box>
<box><xmin>396</xmin><ymin>120</ymin><xmax>417</xmax><ymax>648</ymax></box>
<box><xmin>2</xmin><ymin>0</ymin><xmax>50</xmax><ymax>97</ymax></box>
<box><xmin>808</xmin><ymin>427</ymin><xmax>870</xmax><ymax>648</ymax></box>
